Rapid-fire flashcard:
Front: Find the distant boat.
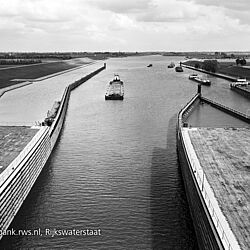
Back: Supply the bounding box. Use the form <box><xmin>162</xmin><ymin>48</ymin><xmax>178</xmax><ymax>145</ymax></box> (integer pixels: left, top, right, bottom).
<box><xmin>105</xmin><ymin>74</ymin><xmax>124</xmax><ymax>100</ymax></box>
<box><xmin>175</xmin><ymin>66</ymin><xmax>183</xmax><ymax>72</ymax></box>
<box><xmin>168</xmin><ymin>62</ymin><xmax>175</xmax><ymax>68</ymax></box>
<box><xmin>147</xmin><ymin>64</ymin><xmax>153</xmax><ymax>67</ymax></box>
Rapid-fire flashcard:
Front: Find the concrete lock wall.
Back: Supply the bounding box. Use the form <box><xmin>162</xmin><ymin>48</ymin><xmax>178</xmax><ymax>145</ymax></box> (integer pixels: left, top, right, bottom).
<box><xmin>177</xmin><ymin>94</ymin><xmax>224</xmax><ymax>250</ymax></box>
<box><xmin>0</xmin><ymin>64</ymin><xmax>106</xmax><ymax>238</ymax></box>
<box><xmin>0</xmin><ymin>126</ymin><xmax>51</xmax><ymax>235</ymax></box>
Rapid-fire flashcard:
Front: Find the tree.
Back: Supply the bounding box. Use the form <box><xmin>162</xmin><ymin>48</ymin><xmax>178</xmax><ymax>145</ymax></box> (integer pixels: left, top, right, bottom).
<box><xmin>195</xmin><ymin>63</ymin><xmax>200</xmax><ymax>69</ymax></box>
<box><xmin>240</xmin><ymin>58</ymin><xmax>246</xmax><ymax>66</ymax></box>
<box><xmin>202</xmin><ymin>60</ymin><xmax>218</xmax><ymax>72</ymax></box>
<box><xmin>236</xmin><ymin>58</ymin><xmax>247</xmax><ymax>66</ymax></box>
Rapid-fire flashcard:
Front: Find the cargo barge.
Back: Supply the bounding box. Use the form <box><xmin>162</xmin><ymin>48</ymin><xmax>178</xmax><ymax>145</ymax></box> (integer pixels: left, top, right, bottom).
<box><xmin>105</xmin><ymin>75</ymin><xmax>124</xmax><ymax>100</ymax></box>
<box><xmin>177</xmin><ymin>85</ymin><xmax>250</xmax><ymax>250</ymax></box>
<box><xmin>0</xmin><ymin>64</ymin><xmax>106</xmax><ymax>240</ymax></box>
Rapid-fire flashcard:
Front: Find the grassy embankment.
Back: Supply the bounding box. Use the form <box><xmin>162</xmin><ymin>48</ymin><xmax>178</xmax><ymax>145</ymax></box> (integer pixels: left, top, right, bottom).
<box><xmin>0</xmin><ymin>59</ymin><xmax>92</xmax><ymax>89</ymax></box>
<box><xmin>183</xmin><ymin>60</ymin><xmax>250</xmax><ymax>79</ymax></box>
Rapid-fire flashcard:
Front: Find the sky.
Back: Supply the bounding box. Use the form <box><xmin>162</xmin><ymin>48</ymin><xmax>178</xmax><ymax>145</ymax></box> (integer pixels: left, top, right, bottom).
<box><xmin>0</xmin><ymin>0</ymin><xmax>250</xmax><ymax>52</ymax></box>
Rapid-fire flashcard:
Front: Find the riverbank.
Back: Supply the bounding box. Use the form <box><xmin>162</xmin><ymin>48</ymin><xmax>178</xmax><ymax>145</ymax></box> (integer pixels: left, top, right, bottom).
<box><xmin>0</xmin><ymin>61</ymin><xmax>97</xmax><ymax>98</ymax></box>
<box><xmin>0</xmin><ymin>58</ymin><xmax>96</xmax><ymax>89</ymax></box>
<box><xmin>182</xmin><ymin>62</ymin><xmax>250</xmax><ymax>99</ymax></box>
<box><xmin>182</xmin><ymin>60</ymin><xmax>250</xmax><ymax>80</ymax></box>
<box><xmin>181</xmin><ymin>64</ymin><xmax>237</xmax><ymax>81</ymax></box>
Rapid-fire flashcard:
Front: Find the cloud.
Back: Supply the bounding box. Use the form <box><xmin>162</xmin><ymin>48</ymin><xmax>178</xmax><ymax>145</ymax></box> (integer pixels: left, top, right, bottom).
<box><xmin>184</xmin><ymin>0</ymin><xmax>250</xmax><ymax>11</ymax></box>
<box><xmin>136</xmin><ymin>0</ymin><xmax>201</xmax><ymax>23</ymax></box>
<box><xmin>88</xmin><ymin>0</ymin><xmax>153</xmax><ymax>13</ymax></box>
<box><xmin>0</xmin><ymin>0</ymin><xmax>250</xmax><ymax>51</ymax></box>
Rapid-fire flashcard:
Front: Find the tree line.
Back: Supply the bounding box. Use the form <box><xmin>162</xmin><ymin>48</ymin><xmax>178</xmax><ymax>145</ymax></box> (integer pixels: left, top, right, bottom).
<box><xmin>0</xmin><ymin>59</ymin><xmax>42</xmax><ymax>65</ymax></box>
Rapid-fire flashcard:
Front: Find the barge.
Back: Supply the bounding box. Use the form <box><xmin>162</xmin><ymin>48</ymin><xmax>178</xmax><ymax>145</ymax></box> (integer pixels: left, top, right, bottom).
<box><xmin>105</xmin><ymin>75</ymin><xmax>124</xmax><ymax>100</ymax></box>
<box><xmin>0</xmin><ymin>64</ymin><xmax>106</xmax><ymax>241</ymax></box>
<box><xmin>177</xmin><ymin>85</ymin><xmax>250</xmax><ymax>250</ymax></box>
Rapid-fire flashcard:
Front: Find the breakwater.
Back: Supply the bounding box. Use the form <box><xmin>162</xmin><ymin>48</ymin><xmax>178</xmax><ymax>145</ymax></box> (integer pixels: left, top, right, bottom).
<box><xmin>0</xmin><ymin>64</ymin><xmax>106</xmax><ymax>240</ymax></box>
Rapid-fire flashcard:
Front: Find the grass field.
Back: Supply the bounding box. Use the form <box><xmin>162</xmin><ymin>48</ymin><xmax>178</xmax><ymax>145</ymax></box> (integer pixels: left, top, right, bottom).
<box><xmin>0</xmin><ymin>59</ymin><xmax>91</xmax><ymax>89</ymax></box>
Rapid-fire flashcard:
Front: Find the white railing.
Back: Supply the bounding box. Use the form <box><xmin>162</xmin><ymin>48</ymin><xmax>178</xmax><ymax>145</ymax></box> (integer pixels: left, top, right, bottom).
<box><xmin>0</xmin><ymin>126</ymin><xmax>49</xmax><ymax>189</ymax></box>
<box><xmin>182</xmin><ymin>129</ymin><xmax>241</xmax><ymax>250</ymax></box>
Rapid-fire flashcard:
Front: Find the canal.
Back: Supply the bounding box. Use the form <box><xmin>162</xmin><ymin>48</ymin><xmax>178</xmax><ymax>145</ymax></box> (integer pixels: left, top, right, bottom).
<box><xmin>1</xmin><ymin>55</ymin><xmax>250</xmax><ymax>249</ymax></box>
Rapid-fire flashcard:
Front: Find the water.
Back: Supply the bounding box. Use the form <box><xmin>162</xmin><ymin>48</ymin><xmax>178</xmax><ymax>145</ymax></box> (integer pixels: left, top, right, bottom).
<box><xmin>1</xmin><ymin>55</ymin><xmax>250</xmax><ymax>249</ymax></box>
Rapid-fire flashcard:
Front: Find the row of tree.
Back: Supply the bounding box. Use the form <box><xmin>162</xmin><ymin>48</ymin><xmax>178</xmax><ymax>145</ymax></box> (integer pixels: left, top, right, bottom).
<box><xmin>0</xmin><ymin>59</ymin><xmax>42</xmax><ymax>65</ymax></box>
<box><xmin>194</xmin><ymin>60</ymin><xmax>218</xmax><ymax>73</ymax></box>
<box><xmin>193</xmin><ymin>58</ymin><xmax>248</xmax><ymax>73</ymax></box>
<box><xmin>0</xmin><ymin>53</ymin><xmax>72</xmax><ymax>60</ymax></box>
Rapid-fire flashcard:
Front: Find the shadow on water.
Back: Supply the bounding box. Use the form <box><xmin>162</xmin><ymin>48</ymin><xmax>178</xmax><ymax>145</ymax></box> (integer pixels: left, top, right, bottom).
<box><xmin>150</xmin><ymin>114</ymin><xmax>198</xmax><ymax>250</ymax></box>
